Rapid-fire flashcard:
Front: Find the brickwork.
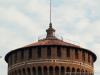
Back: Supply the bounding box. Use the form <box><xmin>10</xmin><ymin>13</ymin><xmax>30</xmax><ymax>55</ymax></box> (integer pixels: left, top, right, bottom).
<box><xmin>5</xmin><ymin>24</ymin><xmax>96</xmax><ymax>75</ymax></box>
<box><xmin>6</xmin><ymin>45</ymin><xmax>96</xmax><ymax>75</ymax></box>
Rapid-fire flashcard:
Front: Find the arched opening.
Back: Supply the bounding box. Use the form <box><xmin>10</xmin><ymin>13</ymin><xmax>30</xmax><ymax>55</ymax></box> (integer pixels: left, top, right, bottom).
<box><xmin>81</xmin><ymin>69</ymin><xmax>84</xmax><ymax>75</ymax></box>
<box><xmin>18</xmin><ymin>69</ymin><xmax>21</xmax><ymax>75</ymax></box>
<box><xmin>43</xmin><ymin>66</ymin><xmax>48</xmax><ymax>75</ymax></box>
<box><xmin>85</xmin><ymin>70</ymin><xmax>88</xmax><ymax>75</ymax></box>
<box><xmin>27</xmin><ymin>68</ymin><xmax>31</xmax><ymax>75</ymax></box>
<box><xmin>72</xmin><ymin>68</ymin><xmax>75</xmax><ymax>75</ymax></box>
<box><xmin>49</xmin><ymin>66</ymin><xmax>53</xmax><ymax>75</ymax></box>
<box><xmin>66</xmin><ymin>67</ymin><xmax>70</xmax><ymax>75</ymax></box>
<box><xmin>61</xmin><ymin>66</ymin><xmax>65</xmax><ymax>75</ymax></box>
<box><xmin>55</xmin><ymin>66</ymin><xmax>59</xmax><ymax>75</ymax></box>
<box><xmin>15</xmin><ymin>70</ymin><xmax>17</xmax><ymax>75</ymax></box>
<box><xmin>38</xmin><ymin>67</ymin><xmax>42</xmax><ymax>75</ymax></box>
<box><xmin>76</xmin><ymin>68</ymin><xmax>80</xmax><ymax>75</ymax></box>
<box><xmin>32</xmin><ymin>67</ymin><xmax>36</xmax><ymax>75</ymax></box>
<box><xmin>23</xmin><ymin>68</ymin><xmax>26</xmax><ymax>75</ymax></box>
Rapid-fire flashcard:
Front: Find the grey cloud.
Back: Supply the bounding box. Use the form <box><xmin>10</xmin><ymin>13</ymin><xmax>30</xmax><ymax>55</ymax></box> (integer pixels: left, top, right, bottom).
<box><xmin>0</xmin><ymin>0</ymin><xmax>100</xmax><ymax>75</ymax></box>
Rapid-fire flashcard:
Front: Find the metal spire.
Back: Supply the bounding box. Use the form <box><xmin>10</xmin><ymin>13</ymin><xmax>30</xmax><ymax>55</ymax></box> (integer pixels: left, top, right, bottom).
<box><xmin>50</xmin><ymin>0</ymin><xmax>52</xmax><ymax>24</ymax></box>
<box><xmin>45</xmin><ymin>0</ymin><xmax>56</xmax><ymax>39</ymax></box>
<box><xmin>49</xmin><ymin>0</ymin><xmax>53</xmax><ymax>29</ymax></box>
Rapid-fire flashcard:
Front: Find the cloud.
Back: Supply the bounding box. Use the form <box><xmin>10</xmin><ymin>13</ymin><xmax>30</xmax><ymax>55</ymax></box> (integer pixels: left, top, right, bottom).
<box><xmin>0</xmin><ymin>0</ymin><xmax>100</xmax><ymax>75</ymax></box>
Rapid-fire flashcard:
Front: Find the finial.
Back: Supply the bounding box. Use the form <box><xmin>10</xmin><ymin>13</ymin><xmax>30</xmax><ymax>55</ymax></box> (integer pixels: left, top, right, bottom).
<box><xmin>49</xmin><ymin>22</ymin><xmax>52</xmax><ymax>28</ymax></box>
<box><xmin>46</xmin><ymin>23</ymin><xmax>55</xmax><ymax>39</ymax></box>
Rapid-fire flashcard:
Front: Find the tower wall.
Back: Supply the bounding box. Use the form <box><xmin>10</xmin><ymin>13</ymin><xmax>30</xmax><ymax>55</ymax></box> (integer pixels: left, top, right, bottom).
<box><xmin>7</xmin><ymin>46</ymin><xmax>94</xmax><ymax>75</ymax></box>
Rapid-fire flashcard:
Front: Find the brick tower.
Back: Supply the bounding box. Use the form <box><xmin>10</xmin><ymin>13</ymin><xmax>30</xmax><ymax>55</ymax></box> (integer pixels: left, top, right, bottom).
<box><xmin>5</xmin><ymin>23</ymin><xmax>97</xmax><ymax>75</ymax></box>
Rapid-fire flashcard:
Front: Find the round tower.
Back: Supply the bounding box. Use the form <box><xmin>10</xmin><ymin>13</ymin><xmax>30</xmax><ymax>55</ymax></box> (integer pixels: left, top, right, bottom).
<box><xmin>5</xmin><ymin>24</ymin><xmax>97</xmax><ymax>75</ymax></box>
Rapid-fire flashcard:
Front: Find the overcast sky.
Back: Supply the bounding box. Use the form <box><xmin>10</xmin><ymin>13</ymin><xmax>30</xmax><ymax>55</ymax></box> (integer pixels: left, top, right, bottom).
<box><xmin>0</xmin><ymin>0</ymin><xmax>100</xmax><ymax>75</ymax></box>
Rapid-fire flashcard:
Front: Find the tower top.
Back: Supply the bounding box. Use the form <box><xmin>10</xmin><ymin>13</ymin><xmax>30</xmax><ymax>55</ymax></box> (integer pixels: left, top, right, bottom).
<box><xmin>45</xmin><ymin>0</ymin><xmax>56</xmax><ymax>39</ymax></box>
<box><xmin>49</xmin><ymin>22</ymin><xmax>52</xmax><ymax>28</ymax></box>
<box><xmin>46</xmin><ymin>23</ymin><xmax>55</xmax><ymax>39</ymax></box>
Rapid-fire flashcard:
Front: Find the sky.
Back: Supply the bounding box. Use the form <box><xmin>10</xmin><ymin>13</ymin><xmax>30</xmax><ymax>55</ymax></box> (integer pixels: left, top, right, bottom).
<box><xmin>0</xmin><ymin>0</ymin><xmax>100</xmax><ymax>75</ymax></box>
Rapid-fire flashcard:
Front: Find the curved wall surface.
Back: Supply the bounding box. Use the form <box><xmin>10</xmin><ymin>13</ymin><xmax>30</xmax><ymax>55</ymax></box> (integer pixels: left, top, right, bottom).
<box><xmin>6</xmin><ymin>45</ymin><xmax>96</xmax><ymax>75</ymax></box>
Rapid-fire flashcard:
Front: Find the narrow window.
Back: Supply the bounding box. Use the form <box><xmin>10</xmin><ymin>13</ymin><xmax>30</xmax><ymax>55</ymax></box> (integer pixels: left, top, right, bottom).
<box><xmin>21</xmin><ymin>50</ymin><xmax>24</xmax><ymax>60</ymax></box>
<box><xmin>88</xmin><ymin>53</ymin><xmax>90</xmax><ymax>63</ymax></box>
<box><xmin>66</xmin><ymin>48</ymin><xmax>70</xmax><ymax>57</ymax></box>
<box><xmin>28</xmin><ymin>48</ymin><xmax>32</xmax><ymax>59</ymax></box>
<box><xmin>57</xmin><ymin>47</ymin><xmax>61</xmax><ymax>57</ymax></box>
<box><xmin>75</xmin><ymin>49</ymin><xmax>78</xmax><ymax>59</ymax></box>
<box><xmin>37</xmin><ymin>47</ymin><xmax>41</xmax><ymax>58</ymax></box>
<box><xmin>47</xmin><ymin>47</ymin><xmax>51</xmax><ymax>58</ymax></box>
<box><xmin>14</xmin><ymin>52</ymin><xmax>17</xmax><ymax>63</ymax></box>
<box><xmin>82</xmin><ymin>51</ymin><xmax>85</xmax><ymax>61</ymax></box>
